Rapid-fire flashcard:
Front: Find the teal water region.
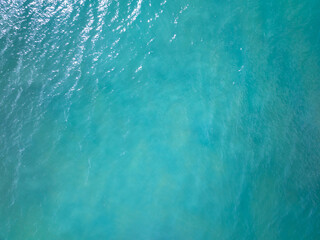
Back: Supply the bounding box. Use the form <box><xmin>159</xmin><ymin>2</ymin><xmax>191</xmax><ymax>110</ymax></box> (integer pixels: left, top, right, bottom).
<box><xmin>1</xmin><ymin>0</ymin><xmax>320</xmax><ymax>239</ymax></box>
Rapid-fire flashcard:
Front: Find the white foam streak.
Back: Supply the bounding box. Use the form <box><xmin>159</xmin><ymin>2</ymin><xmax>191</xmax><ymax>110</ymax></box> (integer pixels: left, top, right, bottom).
<box><xmin>127</xmin><ymin>0</ymin><xmax>143</xmax><ymax>26</ymax></box>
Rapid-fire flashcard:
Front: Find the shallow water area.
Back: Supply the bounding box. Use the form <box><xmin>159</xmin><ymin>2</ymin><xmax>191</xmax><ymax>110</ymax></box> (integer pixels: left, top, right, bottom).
<box><xmin>1</xmin><ymin>0</ymin><xmax>320</xmax><ymax>239</ymax></box>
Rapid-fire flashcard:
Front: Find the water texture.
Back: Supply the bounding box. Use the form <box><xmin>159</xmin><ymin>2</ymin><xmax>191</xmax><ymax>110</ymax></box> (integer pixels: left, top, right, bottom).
<box><xmin>1</xmin><ymin>0</ymin><xmax>320</xmax><ymax>239</ymax></box>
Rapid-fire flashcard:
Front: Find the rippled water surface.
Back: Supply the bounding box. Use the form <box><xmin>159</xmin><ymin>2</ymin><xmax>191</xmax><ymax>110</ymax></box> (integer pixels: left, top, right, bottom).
<box><xmin>1</xmin><ymin>0</ymin><xmax>320</xmax><ymax>239</ymax></box>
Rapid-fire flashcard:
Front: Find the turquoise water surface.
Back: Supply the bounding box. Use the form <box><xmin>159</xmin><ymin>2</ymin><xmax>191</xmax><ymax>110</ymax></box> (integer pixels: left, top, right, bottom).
<box><xmin>1</xmin><ymin>0</ymin><xmax>320</xmax><ymax>239</ymax></box>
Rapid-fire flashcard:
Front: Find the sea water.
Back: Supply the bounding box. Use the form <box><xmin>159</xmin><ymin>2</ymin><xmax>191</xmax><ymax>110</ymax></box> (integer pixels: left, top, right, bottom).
<box><xmin>1</xmin><ymin>0</ymin><xmax>320</xmax><ymax>239</ymax></box>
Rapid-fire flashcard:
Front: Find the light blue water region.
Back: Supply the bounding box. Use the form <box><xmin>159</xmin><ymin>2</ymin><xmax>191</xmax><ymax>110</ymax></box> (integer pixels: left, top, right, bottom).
<box><xmin>1</xmin><ymin>0</ymin><xmax>320</xmax><ymax>239</ymax></box>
